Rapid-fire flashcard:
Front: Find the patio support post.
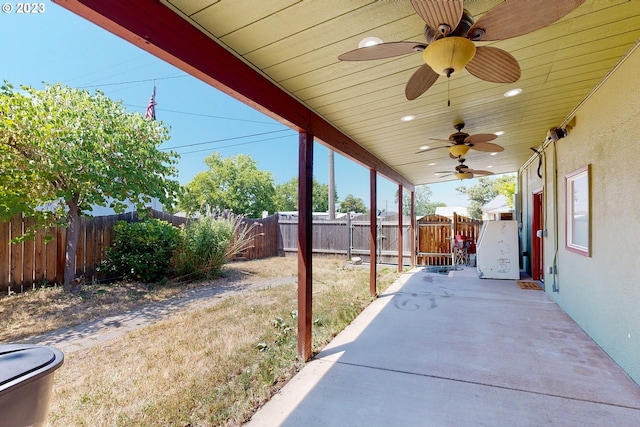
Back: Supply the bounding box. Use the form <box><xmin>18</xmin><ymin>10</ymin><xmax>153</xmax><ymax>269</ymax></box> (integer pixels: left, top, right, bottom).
<box><xmin>297</xmin><ymin>130</ymin><xmax>314</xmax><ymax>361</ymax></box>
<box><xmin>410</xmin><ymin>190</ymin><xmax>416</xmax><ymax>267</ymax></box>
<box><xmin>369</xmin><ymin>169</ymin><xmax>377</xmax><ymax>297</ymax></box>
<box><xmin>397</xmin><ymin>184</ymin><xmax>403</xmax><ymax>273</ymax></box>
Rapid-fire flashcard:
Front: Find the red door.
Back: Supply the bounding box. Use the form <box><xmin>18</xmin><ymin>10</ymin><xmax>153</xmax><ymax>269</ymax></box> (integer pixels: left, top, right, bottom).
<box><xmin>532</xmin><ymin>191</ymin><xmax>544</xmax><ymax>281</ymax></box>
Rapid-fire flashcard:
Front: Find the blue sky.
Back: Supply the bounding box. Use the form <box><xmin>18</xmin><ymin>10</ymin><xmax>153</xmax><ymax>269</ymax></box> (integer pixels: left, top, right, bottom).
<box><xmin>1</xmin><ymin>3</ymin><xmax>473</xmax><ymax>211</ymax></box>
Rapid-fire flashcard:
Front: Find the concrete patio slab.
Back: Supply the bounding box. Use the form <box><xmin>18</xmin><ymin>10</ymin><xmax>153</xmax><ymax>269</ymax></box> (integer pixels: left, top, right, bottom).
<box><xmin>247</xmin><ymin>267</ymin><xmax>640</xmax><ymax>426</ymax></box>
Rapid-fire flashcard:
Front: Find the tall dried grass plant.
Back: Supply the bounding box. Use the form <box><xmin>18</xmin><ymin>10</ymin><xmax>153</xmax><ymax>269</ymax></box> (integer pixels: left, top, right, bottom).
<box><xmin>174</xmin><ymin>214</ymin><xmax>258</xmax><ymax>280</ymax></box>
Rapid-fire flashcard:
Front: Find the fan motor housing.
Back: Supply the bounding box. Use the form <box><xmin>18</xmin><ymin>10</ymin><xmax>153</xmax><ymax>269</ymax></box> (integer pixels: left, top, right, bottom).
<box><xmin>423</xmin><ymin>9</ymin><xmax>474</xmax><ymax>43</ymax></box>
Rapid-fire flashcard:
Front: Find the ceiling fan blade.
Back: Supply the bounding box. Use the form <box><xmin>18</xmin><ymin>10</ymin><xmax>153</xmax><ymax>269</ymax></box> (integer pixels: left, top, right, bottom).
<box><xmin>405</xmin><ymin>64</ymin><xmax>440</xmax><ymax>100</ymax></box>
<box><xmin>468</xmin><ymin>169</ymin><xmax>494</xmax><ymax>176</ymax></box>
<box><xmin>470</xmin><ymin>142</ymin><xmax>504</xmax><ymax>153</ymax></box>
<box><xmin>438</xmin><ymin>173</ymin><xmax>455</xmax><ymax>179</ymax></box>
<box><xmin>465</xmin><ymin>46</ymin><xmax>520</xmax><ymax>83</ymax></box>
<box><xmin>464</xmin><ymin>133</ymin><xmax>498</xmax><ymax>144</ymax></box>
<box><xmin>410</xmin><ymin>0</ymin><xmax>463</xmax><ymax>37</ymax></box>
<box><xmin>338</xmin><ymin>41</ymin><xmax>425</xmax><ymax>61</ymax></box>
<box><xmin>468</xmin><ymin>0</ymin><xmax>585</xmax><ymax>42</ymax></box>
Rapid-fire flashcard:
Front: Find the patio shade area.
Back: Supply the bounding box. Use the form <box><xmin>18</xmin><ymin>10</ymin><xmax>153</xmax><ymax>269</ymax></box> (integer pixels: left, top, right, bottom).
<box><xmin>247</xmin><ymin>268</ymin><xmax>640</xmax><ymax>426</ymax></box>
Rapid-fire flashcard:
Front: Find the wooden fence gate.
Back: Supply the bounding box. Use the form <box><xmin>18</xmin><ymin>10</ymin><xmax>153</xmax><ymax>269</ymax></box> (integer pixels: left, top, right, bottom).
<box><xmin>417</xmin><ymin>213</ymin><xmax>482</xmax><ymax>266</ymax></box>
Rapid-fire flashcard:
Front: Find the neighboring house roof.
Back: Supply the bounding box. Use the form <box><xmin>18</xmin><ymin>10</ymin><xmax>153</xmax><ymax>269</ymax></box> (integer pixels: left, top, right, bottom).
<box><xmin>482</xmin><ymin>195</ymin><xmax>512</xmax><ymax>214</ymax></box>
<box><xmin>435</xmin><ymin>206</ymin><xmax>469</xmax><ymax>219</ymax></box>
<box><xmin>87</xmin><ymin>198</ymin><xmax>164</xmax><ymax>216</ymax></box>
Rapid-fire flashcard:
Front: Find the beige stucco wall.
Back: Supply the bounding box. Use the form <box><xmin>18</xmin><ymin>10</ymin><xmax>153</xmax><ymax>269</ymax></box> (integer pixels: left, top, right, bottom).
<box><xmin>519</xmin><ymin>43</ymin><xmax>640</xmax><ymax>384</ymax></box>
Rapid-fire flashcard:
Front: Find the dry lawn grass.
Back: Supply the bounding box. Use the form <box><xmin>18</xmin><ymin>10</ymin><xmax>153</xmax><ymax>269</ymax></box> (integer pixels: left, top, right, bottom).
<box><xmin>0</xmin><ymin>256</ymin><xmax>299</xmax><ymax>343</ymax></box>
<box><xmin>2</xmin><ymin>256</ymin><xmax>400</xmax><ymax>426</ymax></box>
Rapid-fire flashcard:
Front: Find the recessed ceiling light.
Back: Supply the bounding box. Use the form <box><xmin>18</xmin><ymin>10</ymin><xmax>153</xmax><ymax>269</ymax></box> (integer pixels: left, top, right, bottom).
<box><xmin>400</xmin><ymin>114</ymin><xmax>415</xmax><ymax>122</ymax></box>
<box><xmin>419</xmin><ymin>145</ymin><xmax>430</xmax><ymax>150</ymax></box>
<box><xmin>504</xmin><ymin>88</ymin><xmax>522</xmax><ymax>97</ymax></box>
<box><xmin>358</xmin><ymin>36</ymin><xmax>383</xmax><ymax>48</ymax></box>
<box><xmin>487</xmin><ymin>165</ymin><xmax>493</xmax><ymax>168</ymax></box>
<box><xmin>490</xmin><ymin>152</ymin><xmax>498</xmax><ymax>156</ymax></box>
<box><xmin>428</xmin><ymin>162</ymin><xmax>436</xmax><ymax>166</ymax></box>
<box><xmin>494</xmin><ymin>131</ymin><xmax>505</xmax><ymax>136</ymax></box>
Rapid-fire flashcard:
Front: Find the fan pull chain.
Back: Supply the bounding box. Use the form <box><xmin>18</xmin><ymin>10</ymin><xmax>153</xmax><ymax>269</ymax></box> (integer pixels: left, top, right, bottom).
<box><xmin>447</xmin><ymin>77</ymin><xmax>451</xmax><ymax>107</ymax></box>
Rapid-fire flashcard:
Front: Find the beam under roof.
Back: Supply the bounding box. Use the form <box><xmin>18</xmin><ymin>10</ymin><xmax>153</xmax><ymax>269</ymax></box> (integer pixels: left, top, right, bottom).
<box><xmin>53</xmin><ymin>0</ymin><xmax>414</xmax><ymax>191</ymax></box>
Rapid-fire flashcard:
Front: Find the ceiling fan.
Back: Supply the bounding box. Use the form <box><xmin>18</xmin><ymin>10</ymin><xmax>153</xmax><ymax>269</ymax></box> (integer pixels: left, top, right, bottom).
<box><xmin>436</xmin><ymin>157</ymin><xmax>494</xmax><ymax>180</ymax></box>
<box><xmin>338</xmin><ymin>0</ymin><xmax>584</xmax><ymax>100</ymax></box>
<box><xmin>417</xmin><ymin>122</ymin><xmax>504</xmax><ymax>158</ymax></box>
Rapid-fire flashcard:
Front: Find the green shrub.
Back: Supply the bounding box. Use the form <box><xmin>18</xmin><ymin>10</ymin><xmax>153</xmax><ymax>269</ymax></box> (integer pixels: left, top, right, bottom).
<box><xmin>101</xmin><ymin>218</ymin><xmax>181</xmax><ymax>283</ymax></box>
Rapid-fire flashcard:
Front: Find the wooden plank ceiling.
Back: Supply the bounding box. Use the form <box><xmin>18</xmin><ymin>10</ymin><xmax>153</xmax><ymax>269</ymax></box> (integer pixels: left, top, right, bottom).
<box><xmin>161</xmin><ymin>0</ymin><xmax>639</xmax><ymax>185</ymax></box>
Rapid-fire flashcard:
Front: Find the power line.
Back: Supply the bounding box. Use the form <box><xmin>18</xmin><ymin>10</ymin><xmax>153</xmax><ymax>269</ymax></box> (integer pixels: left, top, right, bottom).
<box><xmin>122</xmin><ymin>104</ymin><xmax>282</xmax><ymax>126</ymax></box>
<box><xmin>175</xmin><ymin>135</ymin><xmax>294</xmax><ymax>156</ymax></box>
<box><xmin>161</xmin><ymin>129</ymin><xmax>293</xmax><ymax>151</ymax></box>
<box><xmin>62</xmin><ymin>54</ymin><xmax>150</xmax><ymax>84</ymax></box>
<box><xmin>76</xmin><ymin>75</ymin><xmax>186</xmax><ymax>88</ymax></box>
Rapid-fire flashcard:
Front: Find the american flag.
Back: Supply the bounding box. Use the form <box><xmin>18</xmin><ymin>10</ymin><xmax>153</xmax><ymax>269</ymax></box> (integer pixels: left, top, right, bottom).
<box><xmin>145</xmin><ymin>86</ymin><xmax>157</xmax><ymax>120</ymax></box>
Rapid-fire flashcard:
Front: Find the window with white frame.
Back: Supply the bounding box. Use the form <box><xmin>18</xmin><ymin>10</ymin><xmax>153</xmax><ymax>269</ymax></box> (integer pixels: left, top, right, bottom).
<box><xmin>565</xmin><ymin>165</ymin><xmax>590</xmax><ymax>256</ymax></box>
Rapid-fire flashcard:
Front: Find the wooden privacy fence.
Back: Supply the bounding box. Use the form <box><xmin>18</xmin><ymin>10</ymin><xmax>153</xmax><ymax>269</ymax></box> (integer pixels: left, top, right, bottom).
<box><xmin>2</xmin><ymin>209</ymin><xmax>480</xmax><ymax>294</ymax></box>
<box><xmin>278</xmin><ymin>213</ymin><xmax>412</xmax><ymax>265</ymax></box>
<box><xmin>417</xmin><ymin>213</ymin><xmax>483</xmax><ymax>266</ymax></box>
<box><xmin>0</xmin><ymin>210</ymin><xmax>278</xmax><ymax>295</ymax></box>
<box><xmin>234</xmin><ymin>214</ymin><xmax>281</xmax><ymax>260</ymax></box>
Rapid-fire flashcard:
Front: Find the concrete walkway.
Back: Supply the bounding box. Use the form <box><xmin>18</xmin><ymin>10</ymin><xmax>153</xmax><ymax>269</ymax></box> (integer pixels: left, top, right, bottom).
<box><xmin>247</xmin><ymin>267</ymin><xmax>640</xmax><ymax>426</ymax></box>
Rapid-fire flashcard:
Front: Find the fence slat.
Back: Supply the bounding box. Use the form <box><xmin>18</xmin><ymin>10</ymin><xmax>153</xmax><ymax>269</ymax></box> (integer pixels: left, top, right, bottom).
<box><xmin>0</xmin><ymin>219</ymin><xmax>9</xmax><ymax>293</ymax></box>
<box><xmin>85</xmin><ymin>217</ymin><xmax>97</xmax><ymax>281</ymax></box>
<box><xmin>34</xmin><ymin>222</ymin><xmax>46</xmax><ymax>286</ymax></box>
<box><xmin>9</xmin><ymin>215</ymin><xmax>23</xmax><ymax>290</ymax></box>
<box><xmin>45</xmin><ymin>225</ymin><xmax>57</xmax><ymax>285</ymax></box>
<box><xmin>22</xmin><ymin>216</ymin><xmax>35</xmax><ymax>291</ymax></box>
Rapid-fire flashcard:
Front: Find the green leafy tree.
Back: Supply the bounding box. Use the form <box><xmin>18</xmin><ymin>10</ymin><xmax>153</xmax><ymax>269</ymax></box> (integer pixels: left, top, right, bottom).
<box><xmin>395</xmin><ymin>185</ymin><xmax>446</xmax><ymax>216</ymax></box>
<box><xmin>494</xmin><ymin>175</ymin><xmax>517</xmax><ymax>208</ymax></box>
<box><xmin>456</xmin><ymin>174</ymin><xmax>516</xmax><ymax>219</ymax></box>
<box><xmin>339</xmin><ymin>194</ymin><xmax>368</xmax><ymax>213</ymax></box>
<box><xmin>273</xmin><ymin>178</ymin><xmax>298</xmax><ymax>212</ymax></box>
<box><xmin>0</xmin><ymin>82</ymin><xmax>180</xmax><ymax>293</ymax></box>
<box><xmin>179</xmin><ymin>153</ymin><xmax>275</xmax><ymax>218</ymax></box>
<box><xmin>273</xmin><ymin>177</ymin><xmax>337</xmax><ymax>212</ymax></box>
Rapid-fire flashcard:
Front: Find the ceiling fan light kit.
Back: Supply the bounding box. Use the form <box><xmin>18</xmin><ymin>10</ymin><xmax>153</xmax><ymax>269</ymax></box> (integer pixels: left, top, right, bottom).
<box><xmin>422</xmin><ymin>36</ymin><xmax>476</xmax><ymax>77</ymax></box>
<box><xmin>455</xmin><ymin>172</ymin><xmax>473</xmax><ymax>180</ymax></box>
<box><xmin>448</xmin><ymin>144</ymin><xmax>471</xmax><ymax>157</ymax></box>
<box><xmin>438</xmin><ymin>156</ymin><xmax>495</xmax><ymax>180</ymax></box>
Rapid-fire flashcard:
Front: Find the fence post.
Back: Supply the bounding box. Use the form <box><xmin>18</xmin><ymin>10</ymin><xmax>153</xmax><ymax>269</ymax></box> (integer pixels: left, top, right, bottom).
<box><xmin>346</xmin><ymin>213</ymin><xmax>352</xmax><ymax>260</ymax></box>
